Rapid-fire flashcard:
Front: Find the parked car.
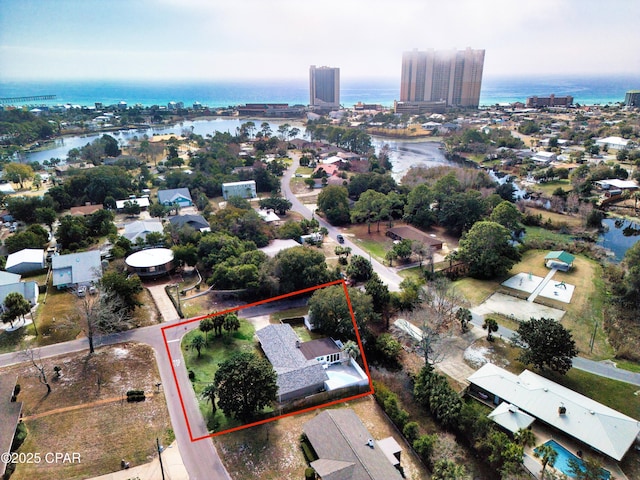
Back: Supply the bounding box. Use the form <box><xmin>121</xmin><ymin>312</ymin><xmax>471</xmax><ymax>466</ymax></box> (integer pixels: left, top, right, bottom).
<box><xmin>89</xmin><ymin>286</ymin><xmax>98</xmax><ymax>295</ymax></box>
<box><xmin>77</xmin><ymin>286</ymin><xmax>87</xmax><ymax>297</ymax></box>
<box><xmin>337</xmin><ymin>234</ymin><xmax>345</xmax><ymax>244</ymax></box>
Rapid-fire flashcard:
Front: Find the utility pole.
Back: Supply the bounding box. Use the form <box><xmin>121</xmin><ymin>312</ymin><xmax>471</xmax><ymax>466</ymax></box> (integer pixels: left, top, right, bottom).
<box><xmin>157</xmin><ymin>438</ymin><xmax>166</xmax><ymax>480</ymax></box>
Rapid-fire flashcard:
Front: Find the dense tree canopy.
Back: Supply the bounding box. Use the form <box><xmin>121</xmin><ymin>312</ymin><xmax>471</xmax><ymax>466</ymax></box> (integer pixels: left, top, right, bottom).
<box><xmin>100</xmin><ymin>270</ymin><xmax>143</xmax><ymax>313</ymax></box>
<box><xmin>457</xmin><ymin>221</ymin><xmax>521</xmax><ymax>279</ymax></box>
<box><xmin>273</xmin><ymin>246</ymin><xmax>333</xmax><ymax>294</ymax></box>
<box><xmin>404</xmin><ymin>184</ymin><xmax>436</xmax><ymax>229</ymax></box>
<box><xmin>214</xmin><ymin>351</ymin><xmax>277</xmax><ymax>421</ymax></box>
<box><xmin>307</xmin><ymin>284</ymin><xmax>377</xmax><ymax>340</ymax></box>
<box><xmin>317</xmin><ymin>186</ymin><xmax>350</xmax><ymax>225</ymax></box>
<box><xmin>511</xmin><ymin>317</ymin><xmax>578</xmax><ymax>374</ymax></box>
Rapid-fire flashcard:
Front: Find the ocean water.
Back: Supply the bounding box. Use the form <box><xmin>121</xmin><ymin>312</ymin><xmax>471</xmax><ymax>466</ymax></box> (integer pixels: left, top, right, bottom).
<box><xmin>1</xmin><ymin>75</ymin><xmax>638</xmax><ymax>109</ymax></box>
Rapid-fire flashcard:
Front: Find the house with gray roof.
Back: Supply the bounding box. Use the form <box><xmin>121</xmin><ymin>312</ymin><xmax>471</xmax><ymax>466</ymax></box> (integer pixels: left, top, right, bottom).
<box><xmin>169</xmin><ymin>214</ymin><xmax>210</xmax><ymax>232</ymax></box>
<box><xmin>256</xmin><ymin>324</ymin><xmax>334</xmax><ymax>402</ymax></box>
<box><xmin>51</xmin><ymin>250</ymin><xmax>102</xmax><ymax>288</ymax></box>
<box><xmin>157</xmin><ymin>188</ymin><xmax>193</xmax><ymax>207</ymax></box>
<box><xmin>123</xmin><ymin>219</ymin><xmax>164</xmax><ymax>243</ymax></box>
<box><xmin>303</xmin><ymin>408</ymin><xmax>403</xmax><ymax>480</ymax></box>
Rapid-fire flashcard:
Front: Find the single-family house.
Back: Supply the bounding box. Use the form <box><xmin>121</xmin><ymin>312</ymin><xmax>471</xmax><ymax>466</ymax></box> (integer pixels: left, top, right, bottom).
<box><xmin>157</xmin><ymin>188</ymin><xmax>193</xmax><ymax>208</ymax></box>
<box><xmin>169</xmin><ymin>214</ymin><xmax>210</xmax><ymax>232</ymax></box>
<box><xmin>221</xmin><ymin>180</ymin><xmax>257</xmax><ymax>200</ymax></box>
<box><xmin>544</xmin><ymin>250</ymin><xmax>575</xmax><ymax>271</ymax></box>
<box><xmin>532</xmin><ymin>151</ymin><xmax>557</xmax><ymax>165</ymax></box>
<box><xmin>70</xmin><ymin>204</ymin><xmax>104</xmax><ymax>216</ymax></box>
<box><xmin>386</xmin><ymin>225</ymin><xmax>443</xmax><ymax>250</ymax></box>
<box><xmin>467</xmin><ymin>363</ymin><xmax>640</xmax><ymax>461</ymax></box>
<box><xmin>115</xmin><ymin>197</ymin><xmax>150</xmax><ymax>211</ymax></box>
<box><xmin>5</xmin><ymin>249</ymin><xmax>45</xmax><ymax>274</ymax></box>
<box><xmin>0</xmin><ymin>281</ymin><xmax>39</xmax><ymax>309</ymax></box>
<box><xmin>51</xmin><ymin>250</ymin><xmax>102</xmax><ymax>289</ymax></box>
<box><xmin>256</xmin><ymin>209</ymin><xmax>281</xmax><ymax>224</ymax></box>
<box><xmin>595</xmin><ymin>136</ymin><xmax>629</xmax><ymax>150</ymax></box>
<box><xmin>303</xmin><ymin>408</ymin><xmax>404</xmax><ymax>480</ymax></box>
<box><xmin>259</xmin><ymin>239</ymin><xmax>300</xmax><ymax>258</ymax></box>
<box><xmin>0</xmin><ymin>271</ymin><xmax>21</xmax><ymax>286</ymax></box>
<box><xmin>256</xmin><ymin>324</ymin><xmax>343</xmax><ymax>402</ymax></box>
<box><xmin>123</xmin><ymin>220</ymin><xmax>164</xmax><ymax>243</ymax></box>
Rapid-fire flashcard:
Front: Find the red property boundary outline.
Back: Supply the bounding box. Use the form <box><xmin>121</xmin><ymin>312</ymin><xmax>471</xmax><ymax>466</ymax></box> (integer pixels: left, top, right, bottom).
<box><xmin>160</xmin><ymin>279</ymin><xmax>375</xmax><ymax>442</ymax></box>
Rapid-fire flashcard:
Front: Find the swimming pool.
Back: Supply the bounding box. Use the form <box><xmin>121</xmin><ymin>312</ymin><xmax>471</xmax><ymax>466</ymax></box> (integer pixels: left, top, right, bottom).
<box><xmin>534</xmin><ymin>440</ymin><xmax>610</xmax><ymax>479</ymax></box>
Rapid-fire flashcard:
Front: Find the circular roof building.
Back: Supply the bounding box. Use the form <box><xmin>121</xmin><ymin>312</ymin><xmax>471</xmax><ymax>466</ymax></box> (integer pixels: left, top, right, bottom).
<box><xmin>125</xmin><ymin>248</ymin><xmax>174</xmax><ymax>277</ymax></box>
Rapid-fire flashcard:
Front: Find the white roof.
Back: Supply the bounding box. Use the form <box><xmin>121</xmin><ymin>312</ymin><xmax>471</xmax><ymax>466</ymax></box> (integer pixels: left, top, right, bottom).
<box><xmin>259</xmin><ymin>239</ymin><xmax>300</xmax><ymax>257</ymax></box>
<box><xmin>221</xmin><ymin>180</ymin><xmax>256</xmax><ymax>188</ymax></box>
<box><xmin>487</xmin><ymin>402</ymin><xmax>535</xmax><ymax>433</ymax></box>
<box><xmin>125</xmin><ymin>248</ymin><xmax>174</xmax><ymax>268</ymax></box>
<box><xmin>596</xmin><ymin>136</ymin><xmax>629</xmax><ymax>147</ymax></box>
<box><xmin>468</xmin><ymin>363</ymin><xmax>640</xmax><ymax>460</ymax></box>
<box><xmin>322</xmin><ymin>155</ymin><xmax>342</xmax><ymax>165</ymax></box>
<box><xmin>5</xmin><ymin>249</ymin><xmax>45</xmax><ymax>270</ymax></box>
<box><xmin>595</xmin><ymin>179</ymin><xmax>638</xmax><ymax>190</ymax></box>
<box><xmin>257</xmin><ymin>210</ymin><xmax>280</xmax><ymax>222</ymax></box>
<box><xmin>115</xmin><ymin>197</ymin><xmax>150</xmax><ymax>209</ymax></box>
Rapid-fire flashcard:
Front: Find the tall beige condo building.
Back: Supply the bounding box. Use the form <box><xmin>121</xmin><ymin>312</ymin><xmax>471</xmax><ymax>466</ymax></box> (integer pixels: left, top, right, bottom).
<box><xmin>400</xmin><ymin>48</ymin><xmax>485</xmax><ymax>108</ymax></box>
<box><xmin>309</xmin><ymin>65</ymin><xmax>340</xmax><ymax>109</ymax></box>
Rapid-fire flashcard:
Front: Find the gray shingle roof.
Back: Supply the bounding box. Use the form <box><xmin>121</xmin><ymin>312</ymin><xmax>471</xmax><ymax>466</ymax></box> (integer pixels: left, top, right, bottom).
<box><xmin>256</xmin><ymin>324</ymin><xmax>329</xmax><ymax>397</ymax></box>
<box><xmin>51</xmin><ymin>250</ymin><xmax>102</xmax><ymax>286</ymax></box>
<box><xmin>304</xmin><ymin>409</ymin><xmax>403</xmax><ymax>480</ymax></box>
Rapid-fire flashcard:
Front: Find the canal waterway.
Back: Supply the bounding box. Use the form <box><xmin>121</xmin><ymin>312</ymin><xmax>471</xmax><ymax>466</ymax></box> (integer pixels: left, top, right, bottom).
<box><xmin>597</xmin><ymin>218</ymin><xmax>640</xmax><ymax>262</ymax></box>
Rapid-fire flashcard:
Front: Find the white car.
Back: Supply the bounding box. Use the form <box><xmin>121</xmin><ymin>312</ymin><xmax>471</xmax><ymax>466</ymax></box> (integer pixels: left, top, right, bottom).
<box><xmin>77</xmin><ymin>286</ymin><xmax>87</xmax><ymax>297</ymax></box>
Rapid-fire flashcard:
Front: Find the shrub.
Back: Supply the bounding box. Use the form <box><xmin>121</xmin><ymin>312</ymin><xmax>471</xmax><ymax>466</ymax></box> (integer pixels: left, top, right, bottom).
<box><xmin>403</xmin><ymin>421</ymin><xmax>420</xmax><ymax>444</ymax></box>
<box><xmin>188</xmin><ymin>370</ymin><xmax>196</xmax><ymax>381</ymax></box>
<box><xmin>304</xmin><ymin>467</ymin><xmax>316</xmax><ymax>479</ymax></box>
<box><xmin>10</xmin><ymin>422</ymin><xmax>27</xmax><ymax>452</ymax></box>
<box><xmin>413</xmin><ymin>434</ymin><xmax>437</xmax><ymax>467</ymax></box>
<box><xmin>126</xmin><ymin>389</ymin><xmax>146</xmax><ymax>402</ymax></box>
<box><xmin>301</xmin><ymin>440</ymin><xmax>317</xmax><ymax>463</ymax></box>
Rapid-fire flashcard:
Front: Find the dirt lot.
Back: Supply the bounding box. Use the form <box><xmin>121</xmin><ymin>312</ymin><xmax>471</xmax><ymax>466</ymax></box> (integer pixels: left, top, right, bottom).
<box><xmin>5</xmin><ymin>343</ymin><xmax>172</xmax><ymax>480</ymax></box>
<box><xmin>214</xmin><ymin>395</ymin><xmax>430</xmax><ymax>480</ymax></box>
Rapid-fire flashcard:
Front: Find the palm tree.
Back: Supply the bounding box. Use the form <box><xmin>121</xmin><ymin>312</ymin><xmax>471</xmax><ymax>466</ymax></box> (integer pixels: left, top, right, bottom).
<box><xmin>190</xmin><ymin>333</ymin><xmax>206</xmax><ymax>358</ymax></box>
<box><xmin>342</xmin><ymin>340</ymin><xmax>360</xmax><ymax>360</ymax></box>
<box><xmin>201</xmin><ymin>383</ymin><xmax>217</xmax><ymax>415</ymax></box>
<box><xmin>534</xmin><ymin>443</ymin><xmax>558</xmax><ymax>479</ymax></box>
<box><xmin>482</xmin><ymin>318</ymin><xmax>499</xmax><ymax>341</ymax></box>
<box><xmin>514</xmin><ymin>428</ymin><xmax>536</xmax><ymax>447</ymax></box>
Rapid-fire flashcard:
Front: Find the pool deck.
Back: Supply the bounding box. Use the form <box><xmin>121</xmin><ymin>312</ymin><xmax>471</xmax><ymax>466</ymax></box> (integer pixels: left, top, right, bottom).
<box><xmin>523</xmin><ymin>423</ymin><xmax>629</xmax><ymax>480</ymax></box>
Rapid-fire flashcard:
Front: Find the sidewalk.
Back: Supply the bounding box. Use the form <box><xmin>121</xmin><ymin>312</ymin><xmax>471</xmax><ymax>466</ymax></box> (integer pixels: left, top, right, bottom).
<box><xmin>87</xmin><ymin>441</ymin><xmax>188</xmax><ymax>480</ymax></box>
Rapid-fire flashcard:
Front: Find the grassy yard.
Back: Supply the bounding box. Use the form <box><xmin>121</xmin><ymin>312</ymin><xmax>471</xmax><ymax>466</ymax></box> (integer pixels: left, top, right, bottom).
<box><xmin>455</xmin><ymin>249</ymin><xmax>613</xmax><ymax>359</ymax></box>
<box><xmin>181</xmin><ymin>319</ymin><xmax>263</xmax><ymax>432</ymax></box>
<box><xmin>523</xmin><ymin>225</ymin><xmax>576</xmax><ymax>243</ymax></box>
<box><xmin>529</xmin><ymin>179</ymin><xmax>572</xmax><ymax>197</ymax></box>
<box><xmin>5</xmin><ymin>343</ymin><xmax>172</xmax><ymax>480</ymax></box>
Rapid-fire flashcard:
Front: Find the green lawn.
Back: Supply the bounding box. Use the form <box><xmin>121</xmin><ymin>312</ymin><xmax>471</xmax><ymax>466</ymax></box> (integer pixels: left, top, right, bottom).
<box><xmin>523</xmin><ymin>226</ymin><xmax>575</xmax><ymax>244</ymax></box>
<box><xmin>529</xmin><ymin>179</ymin><xmax>572</xmax><ymax>197</ymax></box>
<box><xmin>353</xmin><ymin>238</ymin><xmax>388</xmax><ymax>263</ymax></box>
<box><xmin>295</xmin><ymin>166</ymin><xmax>314</xmax><ymax>175</ymax></box>
<box><xmin>269</xmin><ymin>306</ymin><xmax>309</xmax><ymax>322</ymax></box>
<box><xmin>182</xmin><ymin>319</ymin><xmax>266</xmax><ymax>432</ymax></box>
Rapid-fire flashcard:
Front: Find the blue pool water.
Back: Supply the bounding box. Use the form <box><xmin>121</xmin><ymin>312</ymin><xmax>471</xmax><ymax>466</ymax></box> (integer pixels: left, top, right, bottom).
<box><xmin>534</xmin><ymin>440</ymin><xmax>610</xmax><ymax>479</ymax></box>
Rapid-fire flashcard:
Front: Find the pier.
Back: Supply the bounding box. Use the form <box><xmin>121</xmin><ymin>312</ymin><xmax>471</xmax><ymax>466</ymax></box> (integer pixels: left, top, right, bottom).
<box><xmin>0</xmin><ymin>95</ymin><xmax>57</xmax><ymax>105</ymax></box>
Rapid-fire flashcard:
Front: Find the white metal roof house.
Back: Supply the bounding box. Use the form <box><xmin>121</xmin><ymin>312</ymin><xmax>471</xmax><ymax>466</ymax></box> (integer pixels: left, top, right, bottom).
<box><xmin>5</xmin><ymin>249</ymin><xmax>45</xmax><ymax>275</ymax></box>
<box><xmin>157</xmin><ymin>188</ymin><xmax>193</xmax><ymax>207</ymax></box>
<box><xmin>532</xmin><ymin>151</ymin><xmax>557</xmax><ymax>165</ymax></box>
<box><xmin>595</xmin><ymin>136</ymin><xmax>630</xmax><ymax>150</ymax></box>
<box><xmin>467</xmin><ymin>363</ymin><xmax>640</xmax><ymax>461</ymax></box>
<box><xmin>221</xmin><ymin>180</ymin><xmax>257</xmax><ymax>200</ymax></box>
<box><xmin>51</xmin><ymin>251</ymin><xmax>102</xmax><ymax>288</ymax></box>
<box><xmin>115</xmin><ymin>197</ymin><xmax>150</xmax><ymax>210</ymax></box>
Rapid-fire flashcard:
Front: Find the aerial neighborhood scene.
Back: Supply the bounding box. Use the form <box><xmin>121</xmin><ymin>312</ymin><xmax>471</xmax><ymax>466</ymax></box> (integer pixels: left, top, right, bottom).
<box><xmin>1</xmin><ymin>1</ymin><xmax>640</xmax><ymax>479</ymax></box>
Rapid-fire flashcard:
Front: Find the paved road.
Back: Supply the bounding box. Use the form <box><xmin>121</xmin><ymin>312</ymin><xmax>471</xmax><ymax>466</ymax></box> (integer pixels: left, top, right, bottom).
<box><xmin>468</xmin><ymin>313</ymin><xmax>640</xmax><ymax>386</ymax></box>
<box><xmin>0</xmin><ymin>318</ymin><xmax>232</xmax><ymax>480</ymax></box>
<box><xmin>282</xmin><ymin>153</ymin><xmax>404</xmax><ymax>291</ymax></box>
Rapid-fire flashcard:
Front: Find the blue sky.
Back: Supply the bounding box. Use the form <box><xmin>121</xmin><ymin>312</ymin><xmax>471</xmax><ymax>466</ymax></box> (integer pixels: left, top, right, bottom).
<box><xmin>1</xmin><ymin>0</ymin><xmax>639</xmax><ymax>81</ymax></box>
